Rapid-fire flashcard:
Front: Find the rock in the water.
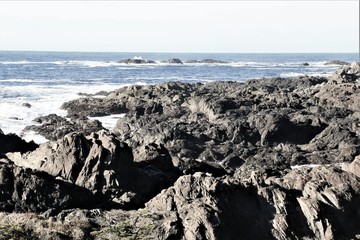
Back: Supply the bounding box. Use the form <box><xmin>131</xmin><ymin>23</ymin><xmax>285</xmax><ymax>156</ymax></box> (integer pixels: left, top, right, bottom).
<box><xmin>325</xmin><ymin>60</ymin><xmax>349</xmax><ymax>65</ymax></box>
<box><xmin>161</xmin><ymin>58</ymin><xmax>183</xmax><ymax>64</ymax></box>
<box><xmin>117</xmin><ymin>58</ymin><xmax>156</xmax><ymax>64</ymax></box>
<box><xmin>22</xmin><ymin>103</ymin><xmax>31</xmax><ymax>108</ymax></box>
<box><xmin>185</xmin><ymin>59</ymin><xmax>228</xmax><ymax>64</ymax></box>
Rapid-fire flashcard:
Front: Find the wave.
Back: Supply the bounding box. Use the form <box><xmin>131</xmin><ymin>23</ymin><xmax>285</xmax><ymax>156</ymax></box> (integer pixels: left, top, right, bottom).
<box><xmin>279</xmin><ymin>71</ymin><xmax>332</xmax><ymax>78</ymax></box>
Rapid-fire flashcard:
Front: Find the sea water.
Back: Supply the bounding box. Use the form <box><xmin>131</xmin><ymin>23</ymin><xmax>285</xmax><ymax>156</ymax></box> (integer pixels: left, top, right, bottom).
<box><xmin>0</xmin><ymin>51</ymin><xmax>358</xmax><ymax>143</ymax></box>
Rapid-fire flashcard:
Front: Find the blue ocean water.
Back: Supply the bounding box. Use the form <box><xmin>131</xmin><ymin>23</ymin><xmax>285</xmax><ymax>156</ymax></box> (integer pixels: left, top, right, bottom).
<box><xmin>0</xmin><ymin>51</ymin><xmax>358</xmax><ymax>142</ymax></box>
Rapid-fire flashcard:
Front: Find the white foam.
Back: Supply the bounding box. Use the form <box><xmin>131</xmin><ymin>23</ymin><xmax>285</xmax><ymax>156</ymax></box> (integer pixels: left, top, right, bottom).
<box><xmin>0</xmin><ymin>83</ymin><xmax>130</xmax><ymax>142</ymax></box>
<box><xmin>21</xmin><ymin>131</ymin><xmax>49</xmax><ymax>144</ymax></box>
<box><xmin>290</xmin><ymin>164</ymin><xmax>322</xmax><ymax>169</ymax></box>
<box><xmin>280</xmin><ymin>72</ymin><xmax>333</xmax><ymax>78</ymax></box>
<box><xmin>89</xmin><ymin>114</ymin><xmax>126</xmax><ymax>130</ymax></box>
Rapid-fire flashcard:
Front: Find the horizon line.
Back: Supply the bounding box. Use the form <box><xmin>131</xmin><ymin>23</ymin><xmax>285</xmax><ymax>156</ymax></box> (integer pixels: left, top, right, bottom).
<box><xmin>0</xmin><ymin>49</ymin><xmax>358</xmax><ymax>54</ymax></box>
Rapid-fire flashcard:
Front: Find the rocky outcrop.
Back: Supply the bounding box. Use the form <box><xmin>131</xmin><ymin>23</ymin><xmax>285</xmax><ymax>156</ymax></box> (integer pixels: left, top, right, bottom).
<box><xmin>185</xmin><ymin>59</ymin><xmax>228</xmax><ymax>64</ymax></box>
<box><xmin>161</xmin><ymin>58</ymin><xmax>183</xmax><ymax>64</ymax></box>
<box><xmin>6</xmin><ymin>130</ymin><xmax>175</xmax><ymax>209</ymax></box>
<box><xmin>2</xmin><ymin>63</ymin><xmax>359</xmax><ymax>239</ymax></box>
<box><xmin>0</xmin><ymin>129</ymin><xmax>38</xmax><ymax>155</ymax></box>
<box><xmin>331</xmin><ymin>61</ymin><xmax>360</xmax><ymax>83</ymax></box>
<box><xmin>117</xmin><ymin>58</ymin><xmax>156</xmax><ymax>64</ymax></box>
<box><xmin>0</xmin><ymin>161</ymin><xmax>97</xmax><ymax>212</ymax></box>
<box><xmin>23</xmin><ymin>114</ymin><xmax>104</xmax><ymax>141</ymax></box>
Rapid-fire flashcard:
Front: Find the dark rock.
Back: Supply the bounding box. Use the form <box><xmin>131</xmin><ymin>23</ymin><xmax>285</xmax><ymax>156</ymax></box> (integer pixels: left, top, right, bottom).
<box><xmin>185</xmin><ymin>59</ymin><xmax>228</xmax><ymax>64</ymax></box>
<box><xmin>161</xmin><ymin>58</ymin><xmax>183</xmax><ymax>64</ymax></box>
<box><xmin>7</xmin><ymin>130</ymin><xmax>173</xmax><ymax>209</ymax></box>
<box><xmin>23</xmin><ymin>114</ymin><xmax>104</xmax><ymax>141</ymax></box>
<box><xmin>22</xmin><ymin>103</ymin><xmax>31</xmax><ymax>108</ymax></box>
<box><xmin>302</xmin><ymin>62</ymin><xmax>310</xmax><ymax>66</ymax></box>
<box><xmin>0</xmin><ymin>130</ymin><xmax>38</xmax><ymax>155</ymax></box>
<box><xmin>325</xmin><ymin>60</ymin><xmax>349</xmax><ymax>65</ymax></box>
<box><xmin>117</xmin><ymin>58</ymin><xmax>156</xmax><ymax>64</ymax></box>
<box><xmin>0</xmin><ymin>163</ymin><xmax>99</xmax><ymax>212</ymax></box>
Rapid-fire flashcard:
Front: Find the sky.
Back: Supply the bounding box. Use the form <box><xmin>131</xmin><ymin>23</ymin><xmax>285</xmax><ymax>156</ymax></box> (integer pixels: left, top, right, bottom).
<box><xmin>0</xmin><ymin>1</ymin><xmax>358</xmax><ymax>53</ymax></box>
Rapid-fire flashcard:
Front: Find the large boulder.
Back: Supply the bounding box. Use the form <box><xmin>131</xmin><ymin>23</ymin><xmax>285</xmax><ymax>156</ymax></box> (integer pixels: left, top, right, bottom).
<box><xmin>0</xmin><ymin>162</ymin><xmax>97</xmax><ymax>212</ymax></box>
<box><xmin>7</xmin><ymin>130</ymin><xmax>173</xmax><ymax>208</ymax></box>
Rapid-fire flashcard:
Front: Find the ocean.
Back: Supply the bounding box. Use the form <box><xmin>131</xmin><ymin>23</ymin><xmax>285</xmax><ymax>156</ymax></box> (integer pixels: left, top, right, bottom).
<box><xmin>0</xmin><ymin>51</ymin><xmax>358</xmax><ymax>143</ymax></box>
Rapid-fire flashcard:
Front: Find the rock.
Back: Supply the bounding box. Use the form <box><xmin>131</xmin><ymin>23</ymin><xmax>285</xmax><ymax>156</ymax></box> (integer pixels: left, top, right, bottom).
<box><xmin>23</xmin><ymin>114</ymin><xmax>105</xmax><ymax>141</ymax></box>
<box><xmin>7</xmin><ymin>130</ymin><xmax>173</xmax><ymax>209</ymax></box>
<box><xmin>331</xmin><ymin>62</ymin><xmax>360</xmax><ymax>83</ymax></box>
<box><xmin>161</xmin><ymin>58</ymin><xmax>183</xmax><ymax>64</ymax></box>
<box><xmin>302</xmin><ymin>62</ymin><xmax>310</xmax><ymax>66</ymax></box>
<box><xmin>117</xmin><ymin>58</ymin><xmax>156</xmax><ymax>64</ymax></box>
<box><xmin>0</xmin><ymin>162</ymin><xmax>98</xmax><ymax>212</ymax></box>
<box><xmin>0</xmin><ymin>129</ymin><xmax>38</xmax><ymax>155</ymax></box>
<box><xmin>1</xmin><ymin>64</ymin><xmax>359</xmax><ymax>239</ymax></box>
<box><xmin>22</xmin><ymin>103</ymin><xmax>31</xmax><ymax>108</ymax></box>
<box><xmin>62</xmin><ymin>97</ymin><xmax>128</xmax><ymax>117</ymax></box>
<box><xmin>325</xmin><ymin>60</ymin><xmax>349</xmax><ymax>65</ymax></box>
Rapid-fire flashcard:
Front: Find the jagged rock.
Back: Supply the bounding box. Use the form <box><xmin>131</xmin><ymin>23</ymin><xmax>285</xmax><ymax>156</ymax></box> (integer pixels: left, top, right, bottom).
<box><xmin>0</xmin><ymin>163</ymin><xmax>98</xmax><ymax>212</ymax></box>
<box><xmin>0</xmin><ymin>129</ymin><xmax>38</xmax><ymax>155</ymax></box>
<box><xmin>23</xmin><ymin>114</ymin><xmax>105</xmax><ymax>141</ymax></box>
<box><xmin>1</xmin><ymin>64</ymin><xmax>359</xmax><ymax>239</ymax></box>
<box><xmin>331</xmin><ymin>61</ymin><xmax>360</xmax><ymax>83</ymax></box>
<box><xmin>7</xmin><ymin>130</ymin><xmax>173</xmax><ymax>209</ymax></box>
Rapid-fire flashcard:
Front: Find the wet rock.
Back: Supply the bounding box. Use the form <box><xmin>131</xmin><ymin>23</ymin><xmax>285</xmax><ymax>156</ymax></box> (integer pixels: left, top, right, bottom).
<box><xmin>161</xmin><ymin>58</ymin><xmax>183</xmax><ymax>64</ymax></box>
<box><xmin>117</xmin><ymin>58</ymin><xmax>156</xmax><ymax>64</ymax></box>
<box><xmin>185</xmin><ymin>59</ymin><xmax>228</xmax><ymax>64</ymax></box>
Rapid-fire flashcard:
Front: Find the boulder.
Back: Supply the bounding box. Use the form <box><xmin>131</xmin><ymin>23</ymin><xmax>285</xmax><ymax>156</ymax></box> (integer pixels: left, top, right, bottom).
<box><xmin>161</xmin><ymin>58</ymin><xmax>183</xmax><ymax>64</ymax></box>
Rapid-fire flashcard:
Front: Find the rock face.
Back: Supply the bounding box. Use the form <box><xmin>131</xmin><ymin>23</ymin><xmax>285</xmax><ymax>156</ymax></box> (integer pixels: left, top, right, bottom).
<box><xmin>2</xmin><ymin>63</ymin><xmax>360</xmax><ymax>239</ymax></box>
<box><xmin>6</xmin><ymin>130</ymin><xmax>174</xmax><ymax>209</ymax></box>
<box><xmin>0</xmin><ymin>162</ymin><xmax>97</xmax><ymax>212</ymax></box>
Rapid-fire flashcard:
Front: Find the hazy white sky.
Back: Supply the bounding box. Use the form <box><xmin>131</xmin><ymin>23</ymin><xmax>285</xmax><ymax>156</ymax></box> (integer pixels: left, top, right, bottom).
<box><xmin>0</xmin><ymin>1</ymin><xmax>358</xmax><ymax>53</ymax></box>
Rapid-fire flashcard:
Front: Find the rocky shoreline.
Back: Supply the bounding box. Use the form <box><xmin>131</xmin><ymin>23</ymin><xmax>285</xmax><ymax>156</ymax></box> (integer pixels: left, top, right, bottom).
<box><xmin>0</xmin><ymin>63</ymin><xmax>360</xmax><ymax>239</ymax></box>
